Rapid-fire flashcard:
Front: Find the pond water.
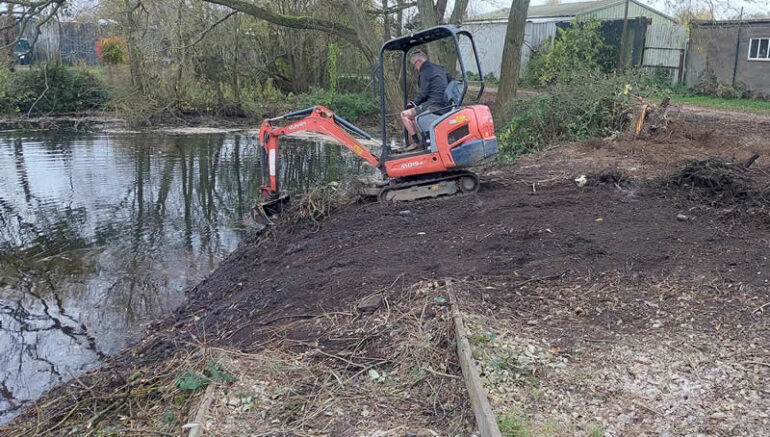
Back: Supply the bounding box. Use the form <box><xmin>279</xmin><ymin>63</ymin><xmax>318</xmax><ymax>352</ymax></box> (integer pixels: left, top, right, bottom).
<box><xmin>0</xmin><ymin>130</ymin><xmax>378</xmax><ymax>424</ymax></box>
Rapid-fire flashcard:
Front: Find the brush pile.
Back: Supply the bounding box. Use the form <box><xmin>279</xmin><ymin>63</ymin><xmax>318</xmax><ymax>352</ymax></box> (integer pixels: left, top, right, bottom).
<box><xmin>278</xmin><ymin>182</ymin><xmax>356</xmax><ymax>231</ymax></box>
<box><xmin>3</xmin><ymin>281</ymin><xmax>475</xmax><ymax>435</ymax></box>
<box><xmin>665</xmin><ymin>156</ymin><xmax>770</xmax><ymax>223</ymax></box>
<box><xmin>667</xmin><ymin>157</ymin><xmax>753</xmax><ymax>205</ymax></box>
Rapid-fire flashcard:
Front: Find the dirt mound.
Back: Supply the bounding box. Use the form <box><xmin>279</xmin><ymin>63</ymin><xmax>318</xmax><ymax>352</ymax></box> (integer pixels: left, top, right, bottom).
<box><xmin>8</xmin><ymin>107</ymin><xmax>770</xmax><ymax>435</ymax></box>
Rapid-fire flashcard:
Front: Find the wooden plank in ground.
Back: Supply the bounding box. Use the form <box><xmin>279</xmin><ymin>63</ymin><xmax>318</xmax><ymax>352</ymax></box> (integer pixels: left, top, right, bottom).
<box><xmin>187</xmin><ymin>384</ymin><xmax>216</xmax><ymax>437</ymax></box>
<box><xmin>447</xmin><ymin>284</ymin><xmax>502</xmax><ymax>437</ymax></box>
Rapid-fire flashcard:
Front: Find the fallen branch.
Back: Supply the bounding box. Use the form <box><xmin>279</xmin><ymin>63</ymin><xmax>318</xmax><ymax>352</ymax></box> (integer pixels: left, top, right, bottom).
<box><xmin>753</xmin><ymin>301</ymin><xmax>770</xmax><ymax>313</ymax></box>
<box><xmin>744</xmin><ymin>153</ymin><xmax>760</xmax><ymax>169</ymax></box>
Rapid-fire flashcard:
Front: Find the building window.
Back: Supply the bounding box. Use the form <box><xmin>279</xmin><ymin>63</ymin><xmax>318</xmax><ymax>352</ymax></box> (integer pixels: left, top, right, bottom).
<box><xmin>749</xmin><ymin>38</ymin><xmax>770</xmax><ymax>60</ymax></box>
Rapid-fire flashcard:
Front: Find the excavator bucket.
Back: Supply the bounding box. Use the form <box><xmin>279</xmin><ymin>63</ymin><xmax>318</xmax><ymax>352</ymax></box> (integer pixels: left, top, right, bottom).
<box><xmin>251</xmin><ymin>194</ymin><xmax>290</xmax><ymax>226</ymax></box>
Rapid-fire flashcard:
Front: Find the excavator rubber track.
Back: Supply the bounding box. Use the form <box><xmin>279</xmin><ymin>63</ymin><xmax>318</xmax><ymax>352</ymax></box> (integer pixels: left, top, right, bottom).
<box><xmin>376</xmin><ymin>170</ymin><xmax>480</xmax><ymax>202</ymax></box>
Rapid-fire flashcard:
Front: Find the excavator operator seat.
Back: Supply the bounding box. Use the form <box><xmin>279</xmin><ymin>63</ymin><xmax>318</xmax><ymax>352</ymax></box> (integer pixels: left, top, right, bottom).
<box><xmin>416</xmin><ymin>112</ymin><xmax>440</xmax><ymax>133</ymax></box>
<box><xmin>416</xmin><ymin>80</ymin><xmax>465</xmax><ymax>150</ymax></box>
<box><xmin>444</xmin><ymin>80</ymin><xmax>464</xmax><ymax>106</ymax></box>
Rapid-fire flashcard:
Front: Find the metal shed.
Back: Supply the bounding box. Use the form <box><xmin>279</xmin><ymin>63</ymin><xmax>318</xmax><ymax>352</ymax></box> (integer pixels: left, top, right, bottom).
<box><xmin>459</xmin><ymin>0</ymin><xmax>680</xmax><ymax>79</ymax></box>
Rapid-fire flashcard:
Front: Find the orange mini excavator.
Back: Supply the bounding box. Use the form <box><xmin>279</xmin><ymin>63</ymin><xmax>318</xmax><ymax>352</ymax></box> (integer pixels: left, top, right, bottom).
<box><xmin>255</xmin><ymin>25</ymin><xmax>498</xmax><ymax>220</ymax></box>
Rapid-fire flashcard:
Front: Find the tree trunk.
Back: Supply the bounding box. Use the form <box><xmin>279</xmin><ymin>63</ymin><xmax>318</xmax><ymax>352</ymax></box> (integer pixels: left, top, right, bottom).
<box><xmin>493</xmin><ymin>0</ymin><xmax>530</xmax><ymax>123</ymax></box>
<box><xmin>2</xmin><ymin>5</ymin><xmax>17</xmax><ymax>70</ymax></box>
<box><xmin>232</xmin><ymin>14</ymin><xmax>241</xmax><ymax>113</ymax></box>
<box><xmin>344</xmin><ymin>0</ymin><xmax>402</xmax><ymax>112</ymax></box>
<box><xmin>382</xmin><ymin>0</ymin><xmax>391</xmax><ymax>40</ymax></box>
<box><xmin>173</xmin><ymin>0</ymin><xmax>185</xmax><ymax>111</ymax></box>
<box><xmin>435</xmin><ymin>0</ymin><xmax>448</xmax><ymax>19</ymax></box>
<box><xmin>396</xmin><ymin>0</ymin><xmax>404</xmax><ymax>36</ymax></box>
<box><xmin>442</xmin><ymin>0</ymin><xmax>469</xmax><ymax>76</ymax></box>
<box><xmin>416</xmin><ymin>0</ymin><xmax>440</xmax><ymax>60</ymax></box>
<box><xmin>123</xmin><ymin>0</ymin><xmax>146</xmax><ymax>93</ymax></box>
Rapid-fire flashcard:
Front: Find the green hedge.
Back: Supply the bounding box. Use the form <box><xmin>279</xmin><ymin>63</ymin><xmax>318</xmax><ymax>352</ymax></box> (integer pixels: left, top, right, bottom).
<box><xmin>498</xmin><ymin>74</ymin><xmax>638</xmax><ymax>160</ymax></box>
<box><xmin>294</xmin><ymin>89</ymin><xmax>378</xmax><ymax>122</ymax></box>
<box><xmin>1</xmin><ymin>64</ymin><xmax>109</xmax><ymax>114</ymax></box>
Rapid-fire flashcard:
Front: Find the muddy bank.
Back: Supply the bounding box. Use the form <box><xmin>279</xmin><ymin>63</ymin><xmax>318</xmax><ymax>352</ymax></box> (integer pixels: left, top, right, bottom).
<box><xmin>4</xmin><ymin>112</ymin><xmax>770</xmax><ymax>435</ymax></box>
<box><xmin>0</xmin><ymin>114</ymin><xmax>127</xmax><ymax>131</ymax></box>
<box><xmin>0</xmin><ymin>113</ymin><xmax>256</xmax><ymax>132</ymax></box>
<box><xmin>0</xmin><ymin>111</ymin><xmax>383</xmax><ymax>134</ymax></box>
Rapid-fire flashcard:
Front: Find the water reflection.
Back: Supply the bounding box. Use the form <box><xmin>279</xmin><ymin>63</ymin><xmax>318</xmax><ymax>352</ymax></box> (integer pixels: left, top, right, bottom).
<box><xmin>0</xmin><ymin>131</ymin><xmax>376</xmax><ymax>424</ymax></box>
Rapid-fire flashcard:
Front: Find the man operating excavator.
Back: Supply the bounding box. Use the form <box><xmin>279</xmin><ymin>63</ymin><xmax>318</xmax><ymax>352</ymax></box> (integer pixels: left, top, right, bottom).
<box><xmin>254</xmin><ymin>25</ymin><xmax>498</xmax><ymax>215</ymax></box>
<box><xmin>400</xmin><ymin>51</ymin><xmax>454</xmax><ymax>152</ymax></box>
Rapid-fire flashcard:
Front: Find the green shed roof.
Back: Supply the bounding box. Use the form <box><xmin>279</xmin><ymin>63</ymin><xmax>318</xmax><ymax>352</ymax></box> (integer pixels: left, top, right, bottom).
<box><xmin>467</xmin><ymin>0</ymin><xmax>672</xmax><ymax>22</ymax></box>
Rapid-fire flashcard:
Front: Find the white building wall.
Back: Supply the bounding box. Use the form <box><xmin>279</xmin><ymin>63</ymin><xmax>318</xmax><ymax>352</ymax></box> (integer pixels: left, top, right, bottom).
<box><xmin>459</xmin><ymin>21</ymin><xmax>559</xmax><ymax>79</ymax></box>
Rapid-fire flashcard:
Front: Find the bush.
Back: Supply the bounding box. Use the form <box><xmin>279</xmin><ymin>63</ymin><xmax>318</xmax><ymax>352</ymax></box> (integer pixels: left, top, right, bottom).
<box><xmin>295</xmin><ymin>89</ymin><xmax>377</xmax><ymax>121</ymax></box>
<box><xmin>526</xmin><ymin>19</ymin><xmax>614</xmax><ymax>87</ymax></box>
<box><xmin>329</xmin><ymin>92</ymin><xmax>378</xmax><ymax>121</ymax></box>
<box><xmin>95</xmin><ymin>36</ymin><xmax>128</xmax><ymax>65</ymax></box>
<box><xmin>0</xmin><ymin>68</ymin><xmax>11</xmax><ymax>113</ymax></box>
<box><xmin>3</xmin><ymin>64</ymin><xmax>109</xmax><ymax>114</ymax></box>
<box><xmin>695</xmin><ymin>71</ymin><xmax>744</xmax><ymax>99</ymax></box>
<box><xmin>497</xmin><ymin>73</ymin><xmax>638</xmax><ymax>161</ymax></box>
<box><xmin>467</xmin><ymin>71</ymin><xmax>499</xmax><ymax>85</ymax></box>
<box><xmin>715</xmin><ymin>83</ymin><xmax>741</xmax><ymax>100</ymax></box>
<box><xmin>522</xmin><ymin>48</ymin><xmax>547</xmax><ymax>87</ymax></box>
<box><xmin>695</xmin><ymin>71</ymin><xmax>720</xmax><ymax>96</ymax></box>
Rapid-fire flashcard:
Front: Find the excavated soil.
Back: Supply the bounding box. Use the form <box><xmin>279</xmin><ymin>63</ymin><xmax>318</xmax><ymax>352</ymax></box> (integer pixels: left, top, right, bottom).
<box><xmin>173</xmin><ymin>114</ymin><xmax>770</xmax><ymax>355</ymax></box>
<box><xmin>7</xmin><ymin>109</ymin><xmax>770</xmax><ymax>435</ymax></box>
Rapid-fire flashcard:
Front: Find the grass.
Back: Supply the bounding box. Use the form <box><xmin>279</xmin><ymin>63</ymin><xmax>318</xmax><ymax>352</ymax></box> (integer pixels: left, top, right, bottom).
<box><xmin>498</xmin><ymin>409</ymin><xmax>531</xmax><ymax>436</ymax></box>
<box><xmin>667</xmin><ymin>94</ymin><xmax>770</xmax><ymax>115</ymax></box>
<box><xmin>586</xmin><ymin>422</ymin><xmax>606</xmax><ymax>436</ymax></box>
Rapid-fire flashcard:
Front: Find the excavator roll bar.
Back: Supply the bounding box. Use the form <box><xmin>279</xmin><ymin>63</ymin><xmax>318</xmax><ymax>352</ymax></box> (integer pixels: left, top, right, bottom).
<box><xmin>258</xmin><ymin>105</ymin><xmax>381</xmax><ymax>202</ymax></box>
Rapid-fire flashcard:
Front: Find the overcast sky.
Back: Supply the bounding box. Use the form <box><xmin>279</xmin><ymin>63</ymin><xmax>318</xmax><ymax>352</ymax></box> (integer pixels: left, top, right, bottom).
<box><xmin>8</xmin><ymin>0</ymin><xmax>768</xmax><ymax>23</ymax></box>
<box><xmin>466</xmin><ymin>0</ymin><xmax>770</xmax><ymax>19</ymax></box>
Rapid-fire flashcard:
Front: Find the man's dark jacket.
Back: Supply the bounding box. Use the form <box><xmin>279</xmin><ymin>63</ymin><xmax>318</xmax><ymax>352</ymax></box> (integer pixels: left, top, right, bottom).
<box><xmin>414</xmin><ymin>61</ymin><xmax>454</xmax><ymax>108</ymax></box>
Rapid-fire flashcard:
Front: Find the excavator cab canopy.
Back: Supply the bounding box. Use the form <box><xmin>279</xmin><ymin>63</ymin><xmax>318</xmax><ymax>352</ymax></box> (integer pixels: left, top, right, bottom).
<box><xmin>377</xmin><ymin>24</ymin><xmax>485</xmax><ymax>162</ymax></box>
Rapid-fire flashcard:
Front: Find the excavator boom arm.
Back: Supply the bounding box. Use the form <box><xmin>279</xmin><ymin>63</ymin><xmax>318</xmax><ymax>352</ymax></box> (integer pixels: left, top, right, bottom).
<box><xmin>258</xmin><ymin>105</ymin><xmax>380</xmax><ymax>199</ymax></box>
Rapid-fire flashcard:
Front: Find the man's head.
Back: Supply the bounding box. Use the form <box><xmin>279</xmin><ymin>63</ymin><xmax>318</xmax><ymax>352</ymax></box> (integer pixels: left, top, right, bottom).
<box><xmin>409</xmin><ymin>51</ymin><xmax>427</xmax><ymax>70</ymax></box>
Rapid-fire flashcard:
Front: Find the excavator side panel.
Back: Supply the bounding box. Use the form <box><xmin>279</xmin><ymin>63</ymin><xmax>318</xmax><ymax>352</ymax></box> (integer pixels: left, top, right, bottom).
<box><xmin>383</xmin><ymin>105</ymin><xmax>497</xmax><ymax>179</ymax></box>
<box><xmin>384</xmin><ymin>152</ymin><xmax>448</xmax><ymax>178</ymax></box>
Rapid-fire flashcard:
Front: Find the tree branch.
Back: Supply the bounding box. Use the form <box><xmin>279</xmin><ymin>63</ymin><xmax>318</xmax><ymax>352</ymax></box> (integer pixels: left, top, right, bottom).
<box><xmin>201</xmin><ymin>0</ymin><xmax>362</xmax><ymax>48</ymax></box>
<box><xmin>0</xmin><ymin>0</ymin><xmax>63</xmax><ymax>54</ymax></box>
<box><xmin>21</xmin><ymin>0</ymin><xmax>64</xmax><ymax>56</ymax></box>
<box><xmin>365</xmin><ymin>1</ymin><xmax>417</xmax><ymax>15</ymax></box>
<box><xmin>172</xmin><ymin>10</ymin><xmax>238</xmax><ymax>50</ymax></box>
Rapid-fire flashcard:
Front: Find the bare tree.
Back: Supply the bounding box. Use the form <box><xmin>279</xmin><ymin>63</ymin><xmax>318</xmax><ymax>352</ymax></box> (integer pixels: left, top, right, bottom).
<box><xmin>1</xmin><ymin>0</ymin><xmax>65</xmax><ymax>69</ymax></box>
<box><xmin>194</xmin><ymin>0</ymin><xmax>432</xmax><ymax>111</ymax></box>
<box><xmin>415</xmin><ymin>0</ymin><xmax>469</xmax><ymax>69</ymax></box>
<box><xmin>201</xmin><ymin>0</ymin><xmax>362</xmax><ymax>47</ymax></box>
<box><xmin>493</xmin><ymin>0</ymin><xmax>530</xmax><ymax>121</ymax></box>
<box><xmin>442</xmin><ymin>0</ymin><xmax>469</xmax><ymax>76</ymax></box>
<box><xmin>665</xmin><ymin>0</ymin><xmax>770</xmax><ymax>20</ymax></box>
